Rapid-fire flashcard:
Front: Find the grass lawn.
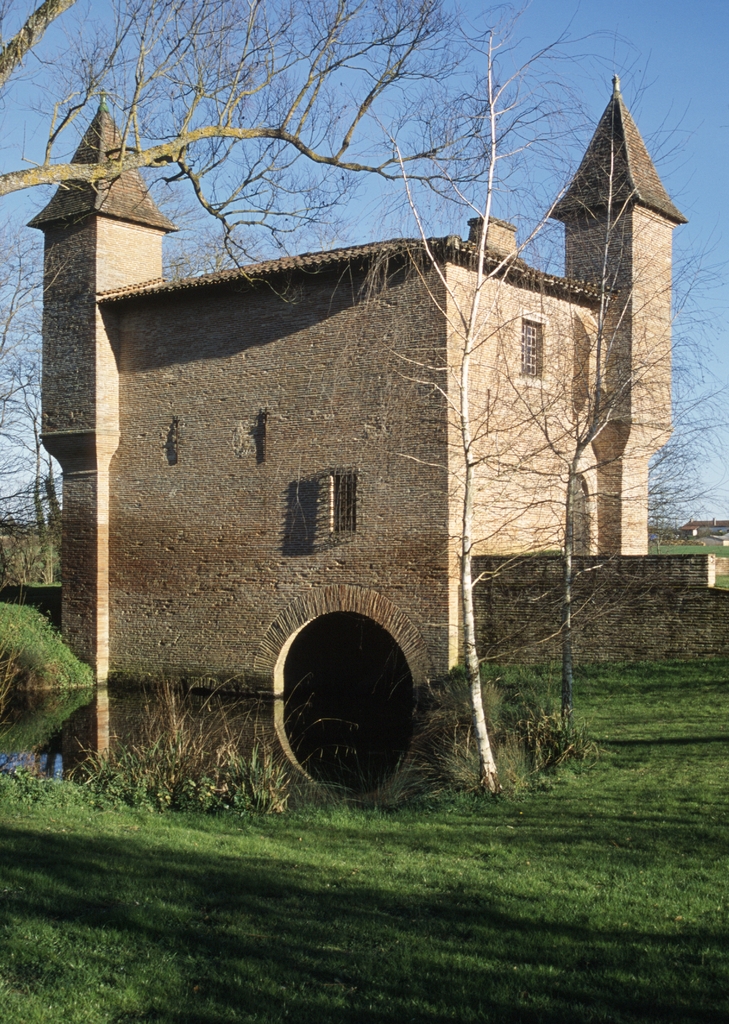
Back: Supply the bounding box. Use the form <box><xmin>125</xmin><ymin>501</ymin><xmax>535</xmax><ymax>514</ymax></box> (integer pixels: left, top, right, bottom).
<box><xmin>1</xmin><ymin>659</ymin><xmax>728</xmax><ymax>1023</ymax></box>
<box><xmin>652</xmin><ymin>543</ymin><xmax>729</xmax><ymax>560</ymax></box>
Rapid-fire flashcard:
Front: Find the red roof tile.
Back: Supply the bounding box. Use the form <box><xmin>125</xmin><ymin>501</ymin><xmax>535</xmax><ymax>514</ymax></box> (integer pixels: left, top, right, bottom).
<box><xmin>552</xmin><ymin>79</ymin><xmax>686</xmax><ymax>226</ymax></box>
<box><xmin>98</xmin><ymin>236</ymin><xmax>600</xmax><ymax>304</ymax></box>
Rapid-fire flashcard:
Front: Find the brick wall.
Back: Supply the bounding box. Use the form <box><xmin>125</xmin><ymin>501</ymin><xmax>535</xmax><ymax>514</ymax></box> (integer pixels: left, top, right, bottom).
<box><xmin>473</xmin><ymin>554</ymin><xmax>729</xmax><ymax>664</ymax></box>
<box><xmin>105</xmin><ymin>266</ymin><xmax>452</xmax><ymax>682</ymax></box>
<box><xmin>39</xmin><ymin>211</ymin><xmax>678</xmax><ymax>684</ymax></box>
<box><xmin>561</xmin><ymin>204</ymin><xmax>674</xmax><ymax>556</ymax></box>
<box><xmin>41</xmin><ymin>214</ymin><xmax>166</xmax><ymax>676</ymax></box>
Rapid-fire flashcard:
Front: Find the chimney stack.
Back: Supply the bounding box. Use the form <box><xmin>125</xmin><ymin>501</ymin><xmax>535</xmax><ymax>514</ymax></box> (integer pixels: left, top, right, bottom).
<box><xmin>467</xmin><ymin>216</ymin><xmax>517</xmax><ymax>257</ymax></box>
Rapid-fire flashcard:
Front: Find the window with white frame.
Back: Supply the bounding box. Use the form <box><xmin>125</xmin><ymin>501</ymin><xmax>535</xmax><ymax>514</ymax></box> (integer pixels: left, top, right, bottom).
<box><xmin>521</xmin><ymin>319</ymin><xmax>543</xmax><ymax>377</ymax></box>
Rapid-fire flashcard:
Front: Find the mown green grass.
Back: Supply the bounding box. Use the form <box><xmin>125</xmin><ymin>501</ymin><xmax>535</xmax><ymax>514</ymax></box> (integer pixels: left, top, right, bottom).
<box><xmin>1</xmin><ymin>659</ymin><xmax>728</xmax><ymax>1023</ymax></box>
<box><xmin>652</xmin><ymin>543</ymin><xmax>729</xmax><ymax>559</ymax></box>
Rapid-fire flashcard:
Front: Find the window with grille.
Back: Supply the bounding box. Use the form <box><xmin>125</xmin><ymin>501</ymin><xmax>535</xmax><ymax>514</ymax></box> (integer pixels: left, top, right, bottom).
<box><xmin>330</xmin><ymin>470</ymin><xmax>357</xmax><ymax>533</ymax></box>
<box><xmin>521</xmin><ymin>319</ymin><xmax>543</xmax><ymax>377</ymax></box>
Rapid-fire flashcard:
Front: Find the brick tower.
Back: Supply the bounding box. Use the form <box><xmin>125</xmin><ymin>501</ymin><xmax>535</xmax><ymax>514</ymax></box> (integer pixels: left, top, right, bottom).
<box><xmin>552</xmin><ymin>77</ymin><xmax>687</xmax><ymax>554</ymax></box>
<box><xmin>29</xmin><ymin>101</ymin><xmax>176</xmax><ymax>678</ymax></box>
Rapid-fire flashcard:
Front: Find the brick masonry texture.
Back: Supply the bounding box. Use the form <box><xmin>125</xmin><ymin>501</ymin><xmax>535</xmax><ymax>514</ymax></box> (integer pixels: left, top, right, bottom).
<box><xmin>32</xmin><ymin>87</ymin><xmax>695</xmax><ymax>689</ymax></box>
<box><xmin>104</xmin><ymin>267</ymin><xmax>452</xmax><ymax>682</ymax></box>
<box><xmin>473</xmin><ymin>555</ymin><xmax>729</xmax><ymax>664</ymax></box>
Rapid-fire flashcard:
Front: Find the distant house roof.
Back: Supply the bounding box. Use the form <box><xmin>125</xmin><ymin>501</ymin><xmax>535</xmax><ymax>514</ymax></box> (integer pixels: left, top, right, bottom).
<box><xmin>679</xmin><ymin>520</ymin><xmax>729</xmax><ymax>532</ymax></box>
<box><xmin>28</xmin><ymin>102</ymin><xmax>176</xmax><ymax>233</ymax></box>
<box><xmin>97</xmin><ymin>235</ymin><xmax>601</xmax><ymax>306</ymax></box>
<box><xmin>552</xmin><ymin>77</ymin><xmax>687</xmax><ymax>226</ymax></box>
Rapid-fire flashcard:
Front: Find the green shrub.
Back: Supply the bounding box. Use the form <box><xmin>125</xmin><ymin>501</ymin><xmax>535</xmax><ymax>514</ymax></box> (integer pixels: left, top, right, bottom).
<box><xmin>0</xmin><ymin>603</ymin><xmax>92</xmax><ymax>690</ymax></box>
<box><xmin>0</xmin><ymin>766</ymin><xmax>91</xmax><ymax>808</ymax></box>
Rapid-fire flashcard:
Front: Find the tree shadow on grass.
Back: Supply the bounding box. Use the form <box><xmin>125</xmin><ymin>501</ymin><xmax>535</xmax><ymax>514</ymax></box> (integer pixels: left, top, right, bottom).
<box><xmin>0</xmin><ymin>824</ymin><xmax>726</xmax><ymax>1024</ymax></box>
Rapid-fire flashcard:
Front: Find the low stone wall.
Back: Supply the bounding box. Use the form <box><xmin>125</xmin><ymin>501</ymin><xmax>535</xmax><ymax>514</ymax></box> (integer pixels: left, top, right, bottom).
<box><xmin>712</xmin><ymin>557</ymin><xmax>729</xmax><ymax>581</ymax></box>
<box><xmin>473</xmin><ymin>554</ymin><xmax>729</xmax><ymax>664</ymax></box>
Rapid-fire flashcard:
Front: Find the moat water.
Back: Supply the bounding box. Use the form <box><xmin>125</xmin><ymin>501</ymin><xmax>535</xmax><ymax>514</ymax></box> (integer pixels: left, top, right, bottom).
<box><xmin>0</xmin><ymin>682</ymin><xmax>274</xmax><ymax>779</ymax></box>
<box><xmin>0</xmin><ymin>671</ymin><xmax>413</xmax><ymax>790</ymax></box>
<box><xmin>1</xmin><ymin>613</ymin><xmax>415</xmax><ymax>789</ymax></box>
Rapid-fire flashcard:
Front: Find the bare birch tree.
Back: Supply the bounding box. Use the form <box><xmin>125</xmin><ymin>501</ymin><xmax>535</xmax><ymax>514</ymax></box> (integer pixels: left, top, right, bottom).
<box><xmin>394</xmin><ymin>26</ymin><xmax>573</xmax><ymax>793</ymax></box>
<box><xmin>393</xmin><ymin>12</ymin><xmax>693</xmax><ymax>760</ymax></box>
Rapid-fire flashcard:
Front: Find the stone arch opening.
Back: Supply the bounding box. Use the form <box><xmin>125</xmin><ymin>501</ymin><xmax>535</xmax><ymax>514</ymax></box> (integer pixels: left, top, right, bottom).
<box><xmin>281</xmin><ymin>611</ymin><xmax>413</xmax><ymax>788</ymax></box>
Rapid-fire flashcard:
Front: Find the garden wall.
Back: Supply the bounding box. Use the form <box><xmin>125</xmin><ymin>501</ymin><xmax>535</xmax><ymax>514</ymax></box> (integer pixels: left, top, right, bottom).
<box><xmin>473</xmin><ymin>554</ymin><xmax>729</xmax><ymax>664</ymax></box>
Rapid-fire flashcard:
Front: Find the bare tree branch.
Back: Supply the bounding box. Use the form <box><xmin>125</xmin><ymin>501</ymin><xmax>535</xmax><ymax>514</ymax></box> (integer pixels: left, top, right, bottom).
<box><xmin>0</xmin><ymin>0</ymin><xmax>76</xmax><ymax>90</ymax></box>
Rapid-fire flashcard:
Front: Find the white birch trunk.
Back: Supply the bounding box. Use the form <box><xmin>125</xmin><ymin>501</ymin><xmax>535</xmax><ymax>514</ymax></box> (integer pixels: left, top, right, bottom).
<box><xmin>458</xmin><ymin>39</ymin><xmax>501</xmax><ymax>794</ymax></box>
<box><xmin>561</xmin><ymin>467</ymin><xmax>575</xmax><ymax>725</ymax></box>
<box><xmin>461</xmin><ymin>432</ymin><xmax>501</xmax><ymax>793</ymax></box>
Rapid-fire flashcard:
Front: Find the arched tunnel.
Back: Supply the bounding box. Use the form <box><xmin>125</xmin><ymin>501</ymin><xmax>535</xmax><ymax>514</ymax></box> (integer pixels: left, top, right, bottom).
<box><xmin>282</xmin><ymin>611</ymin><xmax>414</xmax><ymax>788</ymax></box>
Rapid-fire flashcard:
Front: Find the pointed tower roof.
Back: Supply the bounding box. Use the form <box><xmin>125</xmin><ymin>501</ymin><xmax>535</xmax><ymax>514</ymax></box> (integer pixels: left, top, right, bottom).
<box><xmin>28</xmin><ymin>102</ymin><xmax>176</xmax><ymax>232</ymax></box>
<box><xmin>552</xmin><ymin>77</ymin><xmax>686</xmax><ymax>225</ymax></box>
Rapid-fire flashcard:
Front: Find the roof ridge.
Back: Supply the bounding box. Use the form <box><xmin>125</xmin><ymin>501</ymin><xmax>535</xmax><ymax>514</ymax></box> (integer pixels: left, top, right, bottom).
<box><xmin>96</xmin><ymin>239</ymin><xmax>418</xmax><ymax>297</ymax></box>
<box><xmin>97</xmin><ymin>236</ymin><xmax>601</xmax><ymax>305</ymax></box>
<box><xmin>614</xmin><ymin>92</ymin><xmax>638</xmax><ymax>201</ymax></box>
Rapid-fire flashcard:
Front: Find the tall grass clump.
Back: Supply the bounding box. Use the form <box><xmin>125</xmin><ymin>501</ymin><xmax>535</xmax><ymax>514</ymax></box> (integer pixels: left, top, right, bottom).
<box><xmin>76</xmin><ymin>684</ymin><xmax>290</xmax><ymax>815</ymax></box>
<box><xmin>279</xmin><ymin>665</ymin><xmax>597</xmax><ymax>808</ymax></box>
<box><xmin>412</xmin><ymin>665</ymin><xmax>596</xmax><ymax>796</ymax></box>
<box><xmin>79</xmin><ymin>740</ymin><xmax>289</xmax><ymax>814</ymax></box>
<box><xmin>0</xmin><ymin>603</ymin><xmax>92</xmax><ymax>690</ymax></box>
<box><xmin>284</xmin><ymin>751</ymin><xmax>433</xmax><ymax>812</ymax></box>
<box><xmin>0</xmin><ymin>644</ymin><xmax>16</xmax><ymax>726</ymax></box>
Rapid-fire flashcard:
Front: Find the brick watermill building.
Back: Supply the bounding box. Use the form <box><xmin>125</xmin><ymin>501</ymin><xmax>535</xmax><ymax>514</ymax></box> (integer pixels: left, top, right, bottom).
<box><xmin>32</xmin><ymin>83</ymin><xmax>725</xmax><ymax>778</ymax></box>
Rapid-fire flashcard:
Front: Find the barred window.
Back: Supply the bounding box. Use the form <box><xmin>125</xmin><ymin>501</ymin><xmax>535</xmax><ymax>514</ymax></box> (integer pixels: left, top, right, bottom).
<box><xmin>330</xmin><ymin>470</ymin><xmax>357</xmax><ymax>533</ymax></box>
<box><xmin>254</xmin><ymin>409</ymin><xmax>268</xmax><ymax>464</ymax></box>
<box><xmin>521</xmin><ymin>319</ymin><xmax>543</xmax><ymax>377</ymax></box>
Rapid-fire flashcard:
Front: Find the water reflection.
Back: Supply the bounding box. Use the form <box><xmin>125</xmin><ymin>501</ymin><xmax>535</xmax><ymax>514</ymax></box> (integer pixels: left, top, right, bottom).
<box><xmin>0</xmin><ymin>749</ymin><xmax>63</xmax><ymax>779</ymax></box>
<box><xmin>1</xmin><ymin>680</ymin><xmax>275</xmax><ymax>780</ymax></box>
<box><xmin>1</xmin><ymin>668</ymin><xmax>414</xmax><ymax>792</ymax></box>
<box><xmin>0</xmin><ymin>684</ymin><xmax>94</xmax><ymax>778</ymax></box>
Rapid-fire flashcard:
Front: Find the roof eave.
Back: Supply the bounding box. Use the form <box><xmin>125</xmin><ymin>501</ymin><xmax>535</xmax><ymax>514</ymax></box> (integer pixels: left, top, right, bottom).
<box><xmin>551</xmin><ymin>195</ymin><xmax>687</xmax><ymax>227</ymax></box>
<box><xmin>98</xmin><ymin>237</ymin><xmax>600</xmax><ymax>307</ymax></box>
<box><xmin>28</xmin><ymin>203</ymin><xmax>177</xmax><ymax>233</ymax></box>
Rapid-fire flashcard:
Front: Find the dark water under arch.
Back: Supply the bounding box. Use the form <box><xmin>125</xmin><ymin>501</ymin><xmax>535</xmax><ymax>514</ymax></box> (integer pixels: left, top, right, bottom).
<box><xmin>283</xmin><ymin>611</ymin><xmax>413</xmax><ymax>788</ymax></box>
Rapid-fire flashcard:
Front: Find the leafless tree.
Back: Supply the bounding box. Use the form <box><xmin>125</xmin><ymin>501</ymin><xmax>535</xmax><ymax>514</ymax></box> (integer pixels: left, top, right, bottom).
<box><xmin>393</xmin><ymin>9</ymin><xmax>702</xmax><ymax>755</ymax></box>
<box><xmin>393</xmin><ymin>22</ymin><xmax>576</xmax><ymax>792</ymax></box>
<box><xmin>0</xmin><ymin>218</ymin><xmax>60</xmax><ymax>585</ymax></box>
<box><xmin>0</xmin><ymin>0</ymin><xmax>480</xmax><ymax>253</ymax></box>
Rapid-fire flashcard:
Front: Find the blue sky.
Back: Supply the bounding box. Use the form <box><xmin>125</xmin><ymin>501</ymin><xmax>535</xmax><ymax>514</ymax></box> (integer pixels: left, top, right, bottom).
<box><xmin>2</xmin><ymin>0</ymin><xmax>727</xmax><ymax>511</ymax></box>
<box><xmin>494</xmin><ymin>0</ymin><xmax>729</xmax><ymax>509</ymax></box>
